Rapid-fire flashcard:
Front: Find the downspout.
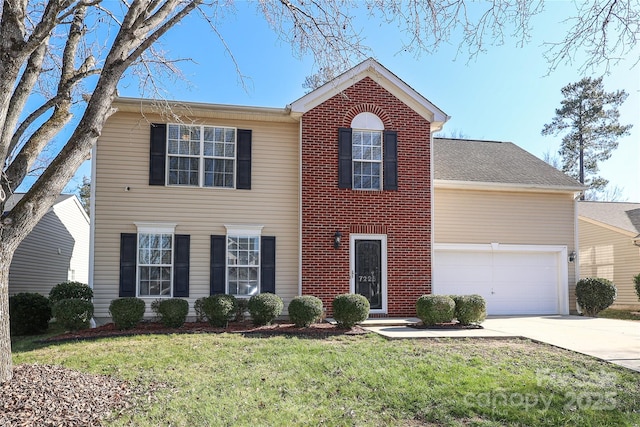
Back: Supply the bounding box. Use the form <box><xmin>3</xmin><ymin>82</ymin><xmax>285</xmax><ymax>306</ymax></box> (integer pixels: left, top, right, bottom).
<box><xmin>88</xmin><ymin>143</ymin><xmax>97</xmax><ymax>327</ymax></box>
<box><xmin>573</xmin><ymin>193</ymin><xmax>581</xmax><ymax>314</ymax></box>
<box><xmin>297</xmin><ymin>117</ymin><xmax>303</xmax><ymax>296</ymax></box>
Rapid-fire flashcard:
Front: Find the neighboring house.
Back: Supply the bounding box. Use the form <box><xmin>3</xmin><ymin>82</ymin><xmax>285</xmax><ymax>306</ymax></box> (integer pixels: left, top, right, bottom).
<box><xmin>90</xmin><ymin>58</ymin><xmax>582</xmax><ymax>322</ymax></box>
<box><xmin>578</xmin><ymin>201</ymin><xmax>640</xmax><ymax>309</ymax></box>
<box><xmin>7</xmin><ymin>193</ymin><xmax>90</xmax><ymax>296</ymax></box>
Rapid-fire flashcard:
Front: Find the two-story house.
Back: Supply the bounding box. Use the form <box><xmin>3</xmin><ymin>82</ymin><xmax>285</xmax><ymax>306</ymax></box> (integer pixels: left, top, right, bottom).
<box><xmin>90</xmin><ymin>59</ymin><xmax>583</xmax><ymax>322</ymax></box>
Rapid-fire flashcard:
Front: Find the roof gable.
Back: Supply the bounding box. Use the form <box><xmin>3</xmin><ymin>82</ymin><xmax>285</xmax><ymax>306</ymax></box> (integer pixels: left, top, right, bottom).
<box><xmin>433</xmin><ymin>138</ymin><xmax>585</xmax><ymax>192</ymax></box>
<box><xmin>578</xmin><ymin>201</ymin><xmax>640</xmax><ymax>238</ymax></box>
<box><xmin>288</xmin><ymin>58</ymin><xmax>449</xmax><ymax>130</ymax></box>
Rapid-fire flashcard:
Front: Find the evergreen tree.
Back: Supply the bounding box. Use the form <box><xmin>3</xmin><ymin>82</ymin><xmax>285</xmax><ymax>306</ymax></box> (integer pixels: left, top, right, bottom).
<box><xmin>542</xmin><ymin>77</ymin><xmax>632</xmax><ymax>198</ymax></box>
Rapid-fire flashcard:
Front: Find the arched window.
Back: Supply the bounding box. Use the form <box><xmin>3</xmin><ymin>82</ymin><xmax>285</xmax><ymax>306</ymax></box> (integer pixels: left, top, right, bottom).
<box><xmin>351</xmin><ymin>113</ymin><xmax>384</xmax><ymax>190</ymax></box>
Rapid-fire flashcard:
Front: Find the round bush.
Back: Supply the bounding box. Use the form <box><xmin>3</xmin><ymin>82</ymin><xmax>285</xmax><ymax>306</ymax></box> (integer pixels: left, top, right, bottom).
<box><xmin>332</xmin><ymin>294</ymin><xmax>369</xmax><ymax>328</ymax></box>
<box><xmin>49</xmin><ymin>281</ymin><xmax>93</xmax><ymax>305</ymax></box>
<box><xmin>416</xmin><ymin>295</ymin><xmax>455</xmax><ymax>326</ymax></box>
<box><xmin>634</xmin><ymin>273</ymin><xmax>640</xmax><ymax>302</ymax></box>
<box><xmin>152</xmin><ymin>298</ymin><xmax>189</xmax><ymax>328</ymax></box>
<box><xmin>288</xmin><ymin>295</ymin><xmax>323</xmax><ymax>327</ymax></box>
<box><xmin>109</xmin><ymin>297</ymin><xmax>145</xmax><ymax>330</ymax></box>
<box><xmin>202</xmin><ymin>294</ymin><xmax>238</xmax><ymax>327</ymax></box>
<box><xmin>52</xmin><ymin>298</ymin><xmax>94</xmax><ymax>331</ymax></box>
<box><xmin>9</xmin><ymin>293</ymin><xmax>52</xmax><ymax>335</ymax></box>
<box><xmin>452</xmin><ymin>294</ymin><xmax>486</xmax><ymax>325</ymax></box>
<box><xmin>248</xmin><ymin>293</ymin><xmax>284</xmax><ymax>326</ymax></box>
<box><xmin>576</xmin><ymin>277</ymin><xmax>617</xmax><ymax>317</ymax></box>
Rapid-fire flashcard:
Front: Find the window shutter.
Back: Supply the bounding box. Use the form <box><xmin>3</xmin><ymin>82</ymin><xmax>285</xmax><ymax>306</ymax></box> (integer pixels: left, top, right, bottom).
<box><xmin>383</xmin><ymin>130</ymin><xmax>398</xmax><ymax>191</ymax></box>
<box><xmin>210</xmin><ymin>235</ymin><xmax>226</xmax><ymax>294</ymax></box>
<box><xmin>149</xmin><ymin>123</ymin><xmax>167</xmax><ymax>185</ymax></box>
<box><xmin>338</xmin><ymin>127</ymin><xmax>352</xmax><ymax>189</ymax></box>
<box><xmin>173</xmin><ymin>234</ymin><xmax>190</xmax><ymax>297</ymax></box>
<box><xmin>236</xmin><ymin>129</ymin><xmax>252</xmax><ymax>189</ymax></box>
<box><xmin>119</xmin><ymin>233</ymin><xmax>137</xmax><ymax>297</ymax></box>
<box><xmin>261</xmin><ymin>236</ymin><xmax>276</xmax><ymax>294</ymax></box>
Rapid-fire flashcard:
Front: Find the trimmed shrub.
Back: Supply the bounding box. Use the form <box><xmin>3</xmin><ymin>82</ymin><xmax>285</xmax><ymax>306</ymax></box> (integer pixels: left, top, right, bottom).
<box><xmin>452</xmin><ymin>294</ymin><xmax>487</xmax><ymax>325</ymax></box>
<box><xmin>248</xmin><ymin>293</ymin><xmax>284</xmax><ymax>326</ymax></box>
<box><xmin>576</xmin><ymin>277</ymin><xmax>617</xmax><ymax>317</ymax></box>
<box><xmin>194</xmin><ymin>297</ymin><xmax>207</xmax><ymax>322</ymax></box>
<box><xmin>202</xmin><ymin>294</ymin><xmax>238</xmax><ymax>327</ymax></box>
<box><xmin>49</xmin><ymin>281</ymin><xmax>93</xmax><ymax>305</ymax></box>
<box><xmin>332</xmin><ymin>294</ymin><xmax>369</xmax><ymax>328</ymax></box>
<box><xmin>9</xmin><ymin>292</ymin><xmax>52</xmax><ymax>335</ymax></box>
<box><xmin>288</xmin><ymin>295</ymin><xmax>323</xmax><ymax>327</ymax></box>
<box><xmin>634</xmin><ymin>273</ymin><xmax>640</xmax><ymax>302</ymax></box>
<box><xmin>52</xmin><ymin>298</ymin><xmax>94</xmax><ymax>331</ymax></box>
<box><xmin>151</xmin><ymin>298</ymin><xmax>189</xmax><ymax>328</ymax></box>
<box><xmin>416</xmin><ymin>295</ymin><xmax>455</xmax><ymax>326</ymax></box>
<box><xmin>109</xmin><ymin>297</ymin><xmax>145</xmax><ymax>330</ymax></box>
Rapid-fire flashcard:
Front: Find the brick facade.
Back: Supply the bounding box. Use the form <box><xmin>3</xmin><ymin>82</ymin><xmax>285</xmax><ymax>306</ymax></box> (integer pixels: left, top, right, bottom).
<box><xmin>301</xmin><ymin>77</ymin><xmax>432</xmax><ymax>316</ymax></box>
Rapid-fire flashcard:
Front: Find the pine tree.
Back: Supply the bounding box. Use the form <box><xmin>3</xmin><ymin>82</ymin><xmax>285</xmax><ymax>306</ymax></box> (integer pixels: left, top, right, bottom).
<box><xmin>542</xmin><ymin>77</ymin><xmax>632</xmax><ymax>198</ymax></box>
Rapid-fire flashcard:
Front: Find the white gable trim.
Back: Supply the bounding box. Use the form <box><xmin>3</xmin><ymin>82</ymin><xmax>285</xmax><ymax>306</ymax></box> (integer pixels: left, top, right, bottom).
<box><xmin>288</xmin><ymin>58</ymin><xmax>449</xmax><ymax>130</ymax></box>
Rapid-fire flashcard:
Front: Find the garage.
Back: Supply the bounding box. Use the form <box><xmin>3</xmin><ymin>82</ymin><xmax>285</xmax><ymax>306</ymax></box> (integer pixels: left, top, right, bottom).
<box><xmin>433</xmin><ymin>243</ymin><xmax>569</xmax><ymax>315</ymax></box>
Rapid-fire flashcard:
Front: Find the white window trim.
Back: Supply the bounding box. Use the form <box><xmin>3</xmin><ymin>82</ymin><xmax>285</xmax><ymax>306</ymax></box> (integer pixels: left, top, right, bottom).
<box><xmin>135</xmin><ymin>222</ymin><xmax>177</xmax><ymax>298</ymax></box>
<box><xmin>224</xmin><ymin>225</ymin><xmax>264</xmax><ymax>297</ymax></box>
<box><xmin>165</xmin><ymin>123</ymin><xmax>237</xmax><ymax>189</ymax></box>
<box><xmin>352</xmin><ymin>129</ymin><xmax>384</xmax><ymax>191</ymax></box>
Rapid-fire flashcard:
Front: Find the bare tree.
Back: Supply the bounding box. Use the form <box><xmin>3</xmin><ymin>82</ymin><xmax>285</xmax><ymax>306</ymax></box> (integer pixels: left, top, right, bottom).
<box><xmin>1</xmin><ymin>0</ymin><xmax>639</xmax><ymax>384</ymax></box>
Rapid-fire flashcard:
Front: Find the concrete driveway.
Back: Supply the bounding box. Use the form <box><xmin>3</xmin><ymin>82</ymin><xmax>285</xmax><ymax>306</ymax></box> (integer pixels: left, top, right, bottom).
<box><xmin>364</xmin><ymin>315</ymin><xmax>640</xmax><ymax>372</ymax></box>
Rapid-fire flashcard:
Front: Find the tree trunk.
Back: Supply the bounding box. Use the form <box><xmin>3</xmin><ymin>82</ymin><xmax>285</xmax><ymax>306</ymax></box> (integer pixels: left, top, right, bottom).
<box><xmin>0</xmin><ymin>247</ymin><xmax>15</xmax><ymax>383</ymax></box>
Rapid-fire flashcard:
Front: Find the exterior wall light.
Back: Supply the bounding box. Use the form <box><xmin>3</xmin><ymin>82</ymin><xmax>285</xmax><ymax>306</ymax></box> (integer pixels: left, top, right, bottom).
<box><xmin>334</xmin><ymin>231</ymin><xmax>342</xmax><ymax>249</ymax></box>
<box><xmin>568</xmin><ymin>251</ymin><xmax>576</xmax><ymax>262</ymax></box>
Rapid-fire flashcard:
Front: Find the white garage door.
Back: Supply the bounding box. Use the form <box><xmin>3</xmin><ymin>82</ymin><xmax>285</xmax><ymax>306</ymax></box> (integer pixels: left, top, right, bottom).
<box><xmin>433</xmin><ymin>244</ymin><xmax>568</xmax><ymax>315</ymax></box>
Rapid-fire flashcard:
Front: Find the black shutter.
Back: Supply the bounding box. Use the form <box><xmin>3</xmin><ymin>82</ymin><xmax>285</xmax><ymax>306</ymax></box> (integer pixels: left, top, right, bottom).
<box><xmin>119</xmin><ymin>233</ymin><xmax>137</xmax><ymax>297</ymax></box>
<box><xmin>338</xmin><ymin>127</ymin><xmax>352</xmax><ymax>189</ymax></box>
<box><xmin>261</xmin><ymin>236</ymin><xmax>276</xmax><ymax>294</ymax></box>
<box><xmin>236</xmin><ymin>129</ymin><xmax>252</xmax><ymax>189</ymax></box>
<box><xmin>149</xmin><ymin>123</ymin><xmax>167</xmax><ymax>185</ymax></box>
<box><xmin>173</xmin><ymin>235</ymin><xmax>190</xmax><ymax>297</ymax></box>
<box><xmin>210</xmin><ymin>235</ymin><xmax>226</xmax><ymax>294</ymax></box>
<box><xmin>383</xmin><ymin>130</ymin><xmax>398</xmax><ymax>191</ymax></box>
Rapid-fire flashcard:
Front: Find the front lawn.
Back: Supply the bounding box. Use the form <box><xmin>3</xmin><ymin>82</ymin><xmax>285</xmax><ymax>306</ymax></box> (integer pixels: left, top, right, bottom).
<box><xmin>12</xmin><ymin>333</ymin><xmax>640</xmax><ymax>426</ymax></box>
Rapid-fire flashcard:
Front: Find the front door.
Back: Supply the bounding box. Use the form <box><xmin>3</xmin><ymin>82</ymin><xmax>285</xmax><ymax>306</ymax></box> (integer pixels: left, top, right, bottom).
<box><xmin>350</xmin><ymin>234</ymin><xmax>387</xmax><ymax>313</ymax></box>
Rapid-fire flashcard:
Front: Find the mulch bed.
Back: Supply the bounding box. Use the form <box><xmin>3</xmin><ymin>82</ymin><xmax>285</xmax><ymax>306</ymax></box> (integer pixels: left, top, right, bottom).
<box><xmin>41</xmin><ymin>319</ymin><xmax>370</xmax><ymax>343</ymax></box>
<box><xmin>409</xmin><ymin>321</ymin><xmax>484</xmax><ymax>330</ymax></box>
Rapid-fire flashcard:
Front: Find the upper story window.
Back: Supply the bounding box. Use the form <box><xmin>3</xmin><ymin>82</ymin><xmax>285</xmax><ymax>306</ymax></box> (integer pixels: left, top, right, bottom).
<box><xmin>167</xmin><ymin>124</ymin><xmax>236</xmax><ymax>188</ymax></box>
<box><xmin>338</xmin><ymin>114</ymin><xmax>397</xmax><ymax>191</ymax></box>
<box><xmin>351</xmin><ymin>113</ymin><xmax>384</xmax><ymax>191</ymax></box>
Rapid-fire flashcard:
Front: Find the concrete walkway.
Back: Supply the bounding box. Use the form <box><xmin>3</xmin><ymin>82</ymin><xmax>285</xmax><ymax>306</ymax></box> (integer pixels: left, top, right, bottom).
<box><xmin>363</xmin><ymin>315</ymin><xmax>640</xmax><ymax>372</ymax></box>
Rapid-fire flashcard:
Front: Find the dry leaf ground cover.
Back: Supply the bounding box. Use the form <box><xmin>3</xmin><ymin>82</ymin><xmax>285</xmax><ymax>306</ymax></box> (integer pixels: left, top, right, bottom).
<box><xmin>8</xmin><ymin>327</ymin><xmax>640</xmax><ymax>426</ymax></box>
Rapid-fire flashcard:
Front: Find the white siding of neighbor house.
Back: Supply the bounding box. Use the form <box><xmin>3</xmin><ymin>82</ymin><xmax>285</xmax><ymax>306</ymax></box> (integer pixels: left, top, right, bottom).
<box><xmin>433</xmin><ymin>187</ymin><xmax>579</xmax><ymax>311</ymax></box>
<box><xmin>92</xmin><ymin>111</ymin><xmax>300</xmax><ymax>321</ymax></box>
<box><xmin>9</xmin><ymin>196</ymin><xmax>90</xmax><ymax>296</ymax></box>
<box><xmin>579</xmin><ymin>219</ymin><xmax>640</xmax><ymax>309</ymax></box>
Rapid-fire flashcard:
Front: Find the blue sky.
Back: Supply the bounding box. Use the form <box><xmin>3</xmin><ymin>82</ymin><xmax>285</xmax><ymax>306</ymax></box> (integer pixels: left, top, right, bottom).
<box><xmin>72</xmin><ymin>1</ymin><xmax>639</xmax><ymax>201</ymax></box>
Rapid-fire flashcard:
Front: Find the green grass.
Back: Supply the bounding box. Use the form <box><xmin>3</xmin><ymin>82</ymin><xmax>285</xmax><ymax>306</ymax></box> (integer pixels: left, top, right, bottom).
<box><xmin>597</xmin><ymin>308</ymin><xmax>640</xmax><ymax>321</ymax></box>
<box><xmin>12</xmin><ymin>333</ymin><xmax>640</xmax><ymax>426</ymax></box>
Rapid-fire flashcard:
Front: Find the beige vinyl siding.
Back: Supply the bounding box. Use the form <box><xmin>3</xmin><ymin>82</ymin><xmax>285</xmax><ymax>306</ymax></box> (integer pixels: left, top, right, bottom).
<box><xmin>92</xmin><ymin>112</ymin><xmax>300</xmax><ymax>320</ymax></box>
<box><xmin>9</xmin><ymin>197</ymin><xmax>89</xmax><ymax>295</ymax></box>
<box><xmin>579</xmin><ymin>219</ymin><xmax>640</xmax><ymax>309</ymax></box>
<box><xmin>434</xmin><ymin>187</ymin><xmax>578</xmax><ymax>310</ymax></box>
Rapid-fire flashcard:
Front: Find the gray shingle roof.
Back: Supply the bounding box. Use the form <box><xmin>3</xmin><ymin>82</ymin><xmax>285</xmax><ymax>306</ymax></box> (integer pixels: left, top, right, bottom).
<box><xmin>433</xmin><ymin>138</ymin><xmax>584</xmax><ymax>190</ymax></box>
<box><xmin>578</xmin><ymin>201</ymin><xmax>640</xmax><ymax>235</ymax></box>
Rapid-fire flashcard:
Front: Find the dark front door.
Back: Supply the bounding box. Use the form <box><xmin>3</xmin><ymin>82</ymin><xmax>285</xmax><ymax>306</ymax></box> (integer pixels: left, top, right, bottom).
<box><xmin>355</xmin><ymin>239</ymin><xmax>382</xmax><ymax>310</ymax></box>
